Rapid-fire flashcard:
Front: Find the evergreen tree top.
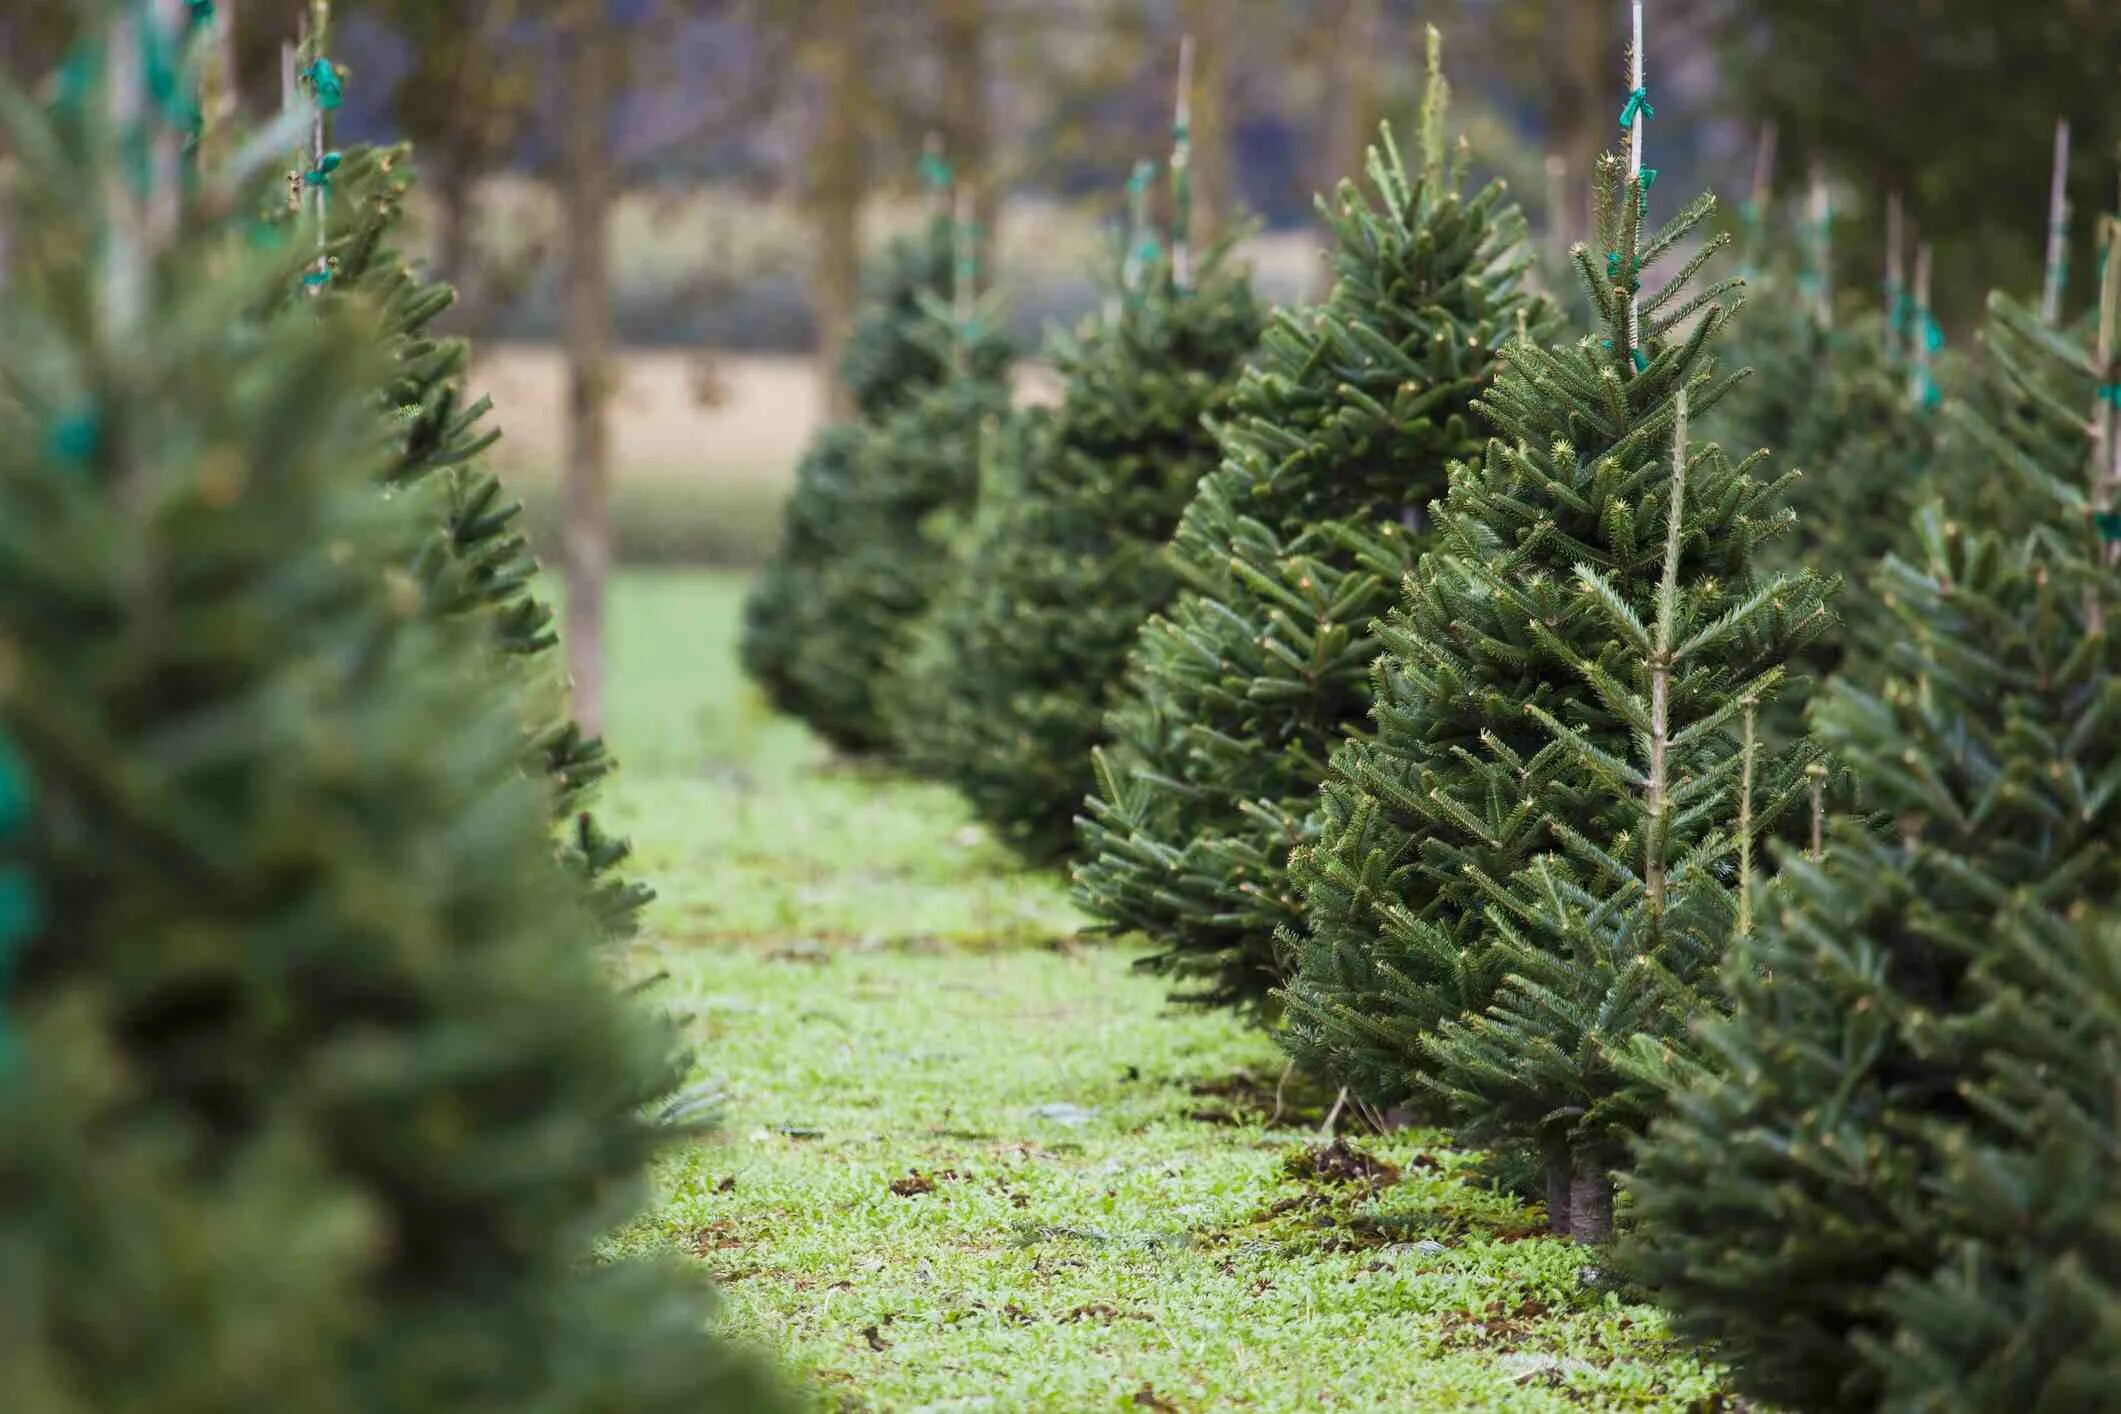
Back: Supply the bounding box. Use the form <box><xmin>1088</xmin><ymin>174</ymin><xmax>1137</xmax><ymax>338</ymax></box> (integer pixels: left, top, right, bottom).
<box><xmin>839</xmin><ymin>213</ymin><xmax>1011</xmax><ymax>423</ymax></box>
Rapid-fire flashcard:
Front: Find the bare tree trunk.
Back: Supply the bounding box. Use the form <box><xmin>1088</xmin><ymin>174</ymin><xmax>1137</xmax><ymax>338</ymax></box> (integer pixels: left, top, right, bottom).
<box><xmin>1569</xmin><ymin>1167</ymin><xmax>1616</xmax><ymax>1245</ymax></box>
<box><xmin>1315</xmin><ymin>0</ymin><xmax>1382</xmax><ymax>297</ymax></box>
<box><xmin>1543</xmin><ymin>2</ymin><xmax>1608</xmax><ymax>249</ymax></box>
<box><xmin>1325</xmin><ymin>0</ymin><xmax>1382</xmax><ymax>191</ymax></box>
<box><xmin>433</xmin><ymin>149</ymin><xmax>478</xmax><ymax>306</ymax></box>
<box><xmin>812</xmin><ymin>0</ymin><xmax>865</xmax><ymax>421</ymax></box>
<box><xmin>935</xmin><ymin>0</ymin><xmax>993</xmax><ymax>288</ymax></box>
<box><xmin>1179</xmin><ymin>0</ymin><xmax>1232</xmax><ymax>253</ymax></box>
<box><xmin>1540</xmin><ymin>1129</ymin><xmax>1573</xmax><ymax>1238</ymax></box>
<box><xmin>559</xmin><ymin>0</ymin><xmax>613</xmax><ymax>737</ymax></box>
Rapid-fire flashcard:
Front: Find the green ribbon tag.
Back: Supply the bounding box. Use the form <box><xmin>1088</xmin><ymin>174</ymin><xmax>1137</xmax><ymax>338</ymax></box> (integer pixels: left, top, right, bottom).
<box><xmin>306</xmin><ymin>58</ymin><xmax>343</xmax><ymax>111</ymax></box>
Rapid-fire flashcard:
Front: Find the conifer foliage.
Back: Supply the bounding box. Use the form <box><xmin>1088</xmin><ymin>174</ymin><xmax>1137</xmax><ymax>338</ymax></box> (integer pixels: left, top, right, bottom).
<box><xmin>741</xmin><ymin>207</ymin><xmax>1011</xmax><ymax>750</ymax></box>
<box><xmin>323</xmin><ymin>142</ymin><xmax>650</xmax><ymax>936</ymax></box>
<box><xmin>0</xmin><ymin>27</ymin><xmax>781</xmax><ymax>1408</ymax></box>
<box><xmin>1076</xmin><ymin>35</ymin><xmax>1547</xmax><ymax>1016</ymax></box>
<box><xmin>899</xmin><ymin>234</ymin><xmax>1263</xmax><ymax>862</ymax></box>
<box><xmin>1625</xmin><ymin>250</ymin><xmax>2121</xmax><ymax>1412</ymax></box>
<box><xmin>1279</xmin><ymin>132</ymin><xmax>1831</xmax><ymax>1228</ymax></box>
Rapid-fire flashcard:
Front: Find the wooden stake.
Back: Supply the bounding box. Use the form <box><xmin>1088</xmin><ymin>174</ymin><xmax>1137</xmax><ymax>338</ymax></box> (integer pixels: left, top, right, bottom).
<box><xmin>952</xmin><ymin>183</ymin><xmax>976</xmax><ymax>369</ymax></box>
<box><xmin>1884</xmin><ymin>190</ymin><xmax>1906</xmax><ymax>358</ymax></box>
<box><xmin>1119</xmin><ymin>158</ymin><xmax>1155</xmax><ymax>312</ymax></box>
<box><xmin>2091</xmin><ymin>213</ymin><xmax>2120</xmax><ymax>599</ymax></box>
<box><xmin>1171</xmin><ymin>34</ymin><xmax>1195</xmax><ymax>291</ymax></box>
<box><xmin>1808</xmin><ymin>164</ymin><xmax>1833</xmax><ymax>329</ymax></box>
<box><xmin>103</xmin><ymin>6</ymin><xmax>146</xmax><ymax>345</ymax></box>
<box><xmin>1624</xmin><ymin>0</ymin><xmax>1644</xmax><ymax>361</ymax></box>
<box><xmin>1544</xmin><ymin>154</ymin><xmax>1569</xmax><ymax>262</ymax></box>
<box><xmin>1645</xmin><ymin>385</ymin><xmax>1689</xmax><ymax>914</ymax></box>
<box><xmin>1747</xmin><ymin>121</ymin><xmax>1777</xmax><ymax>219</ymax></box>
<box><xmin>1807</xmin><ymin>763</ymin><xmax>1826</xmax><ymax>863</ymax></box>
<box><xmin>1736</xmin><ymin>699</ymin><xmax>1757</xmax><ymax>938</ymax></box>
<box><xmin>1909</xmin><ymin>242</ymin><xmax>1934</xmax><ymax>408</ymax></box>
<box><xmin>2041</xmin><ymin>118</ymin><xmax>2072</xmax><ymax>326</ymax></box>
<box><xmin>307</xmin><ymin>1</ymin><xmax>332</xmax><ymax>287</ymax></box>
<box><xmin>217</xmin><ymin>0</ymin><xmax>241</xmax><ymax>124</ymax></box>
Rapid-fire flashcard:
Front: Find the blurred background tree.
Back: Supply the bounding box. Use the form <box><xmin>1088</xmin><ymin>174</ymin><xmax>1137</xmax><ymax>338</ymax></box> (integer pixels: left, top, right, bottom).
<box><xmin>6</xmin><ymin>0</ymin><xmax>2112</xmax><ymax>581</ymax></box>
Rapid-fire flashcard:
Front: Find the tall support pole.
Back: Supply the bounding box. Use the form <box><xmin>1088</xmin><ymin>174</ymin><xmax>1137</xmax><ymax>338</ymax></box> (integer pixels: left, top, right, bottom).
<box><xmin>1171</xmin><ymin>34</ymin><xmax>1195</xmax><ymax>292</ymax></box>
<box><xmin>2041</xmin><ymin>118</ymin><xmax>2072</xmax><ymax>327</ymax></box>
<box><xmin>952</xmin><ymin>183</ymin><xmax>976</xmax><ymax>372</ymax></box>
<box><xmin>1908</xmin><ymin>242</ymin><xmax>1934</xmax><ymax>409</ymax></box>
<box><xmin>1807</xmin><ymin>164</ymin><xmax>1833</xmax><ymax>330</ymax></box>
<box><xmin>1544</xmin><ymin>154</ymin><xmax>1569</xmax><ymax>264</ymax></box>
<box><xmin>1623</xmin><ymin>0</ymin><xmax>1644</xmax><ymax>362</ymax></box>
<box><xmin>1884</xmin><ymin>190</ymin><xmax>1906</xmax><ymax>358</ymax></box>
<box><xmin>2091</xmin><ymin>214</ymin><xmax>2121</xmax><ymax>601</ymax></box>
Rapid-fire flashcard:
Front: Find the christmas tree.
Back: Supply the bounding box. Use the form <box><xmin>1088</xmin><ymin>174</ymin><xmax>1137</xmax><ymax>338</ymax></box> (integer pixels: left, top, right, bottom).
<box><xmin>1076</xmin><ymin>32</ymin><xmax>1548</xmax><ymax>1017</ymax></box>
<box><xmin>1709</xmin><ymin>196</ymin><xmax>1949</xmax><ymax>714</ymax></box>
<box><xmin>770</xmin><ymin>285</ymin><xmax>1013</xmax><ymax>755</ymax></box>
<box><xmin>899</xmin><ymin>218</ymin><xmax>1263</xmax><ymax>862</ymax></box>
<box><xmin>1869</xmin><ymin>902</ymin><xmax>2121</xmax><ymax>1411</ymax></box>
<box><xmin>317</xmin><ymin>139</ymin><xmax>650</xmax><ymax>936</ymax></box>
<box><xmin>0</xmin><ymin>21</ymin><xmax>782</xmax><ymax>1408</ymax></box>
<box><xmin>742</xmin><ymin>190</ymin><xmax>1010</xmax><ymax>741</ymax></box>
<box><xmin>1279</xmin><ymin>51</ymin><xmax>1830</xmax><ymax>1228</ymax></box>
<box><xmin>1623</xmin><ymin>232</ymin><xmax>2121</xmax><ymax>1410</ymax></box>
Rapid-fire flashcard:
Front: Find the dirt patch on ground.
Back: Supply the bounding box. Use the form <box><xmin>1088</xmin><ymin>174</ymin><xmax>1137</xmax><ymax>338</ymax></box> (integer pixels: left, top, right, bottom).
<box><xmin>1284</xmin><ymin>1138</ymin><xmax>1403</xmax><ymax>1188</ymax></box>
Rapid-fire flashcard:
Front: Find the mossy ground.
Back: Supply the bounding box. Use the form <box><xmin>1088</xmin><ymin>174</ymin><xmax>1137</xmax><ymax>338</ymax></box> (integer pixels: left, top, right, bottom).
<box><xmin>596</xmin><ymin>572</ymin><xmax>1730</xmax><ymax>1412</ymax></box>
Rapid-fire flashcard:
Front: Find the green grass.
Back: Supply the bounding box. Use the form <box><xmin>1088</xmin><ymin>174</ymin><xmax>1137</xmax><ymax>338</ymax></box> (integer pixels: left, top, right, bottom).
<box><xmin>596</xmin><ymin>571</ymin><xmax>1730</xmax><ymax>1412</ymax></box>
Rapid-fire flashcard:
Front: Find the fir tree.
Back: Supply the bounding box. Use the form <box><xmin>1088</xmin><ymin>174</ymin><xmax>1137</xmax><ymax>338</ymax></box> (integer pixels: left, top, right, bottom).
<box><xmin>1279</xmin><ymin>112</ymin><xmax>1830</xmax><ymax>1224</ymax></box>
<box><xmin>1623</xmin><ymin>239</ymin><xmax>2121</xmax><ymax>1410</ymax></box>
<box><xmin>1076</xmin><ymin>33</ymin><xmax>1548</xmax><ymax>1016</ymax></box>
<box><xmin>319</xmin><ymin>141</ymin><xmax>650</xmax><ymax>936</ymax></box>
<box><xmin>1709</xmin><ymin>210</ymin><xmax>1949</xmax><ymax>710</ymax></box>
<box><xmin>898</xmin><ymin>229</ymin><xmax>1262</xmax><ymax>863</ymax></box>
<box><xmin>1868</xmin><ymin>904</ymin><xmax>2121</xmax><ymax>1412</ymax></box>
<box><xmin>742</xmin><ymin>202</ymin><xmax>1010</xmax><ymax>739</ymax></box>
<box><xmin>772</xmin><ymin>295</ymin><xmax>1013</xmax><ymax>754</ymax></box>
<box><xmin>0</xmin><ymin>28</ymin><xmax>782</xmax><ymax>1408</ymax></box>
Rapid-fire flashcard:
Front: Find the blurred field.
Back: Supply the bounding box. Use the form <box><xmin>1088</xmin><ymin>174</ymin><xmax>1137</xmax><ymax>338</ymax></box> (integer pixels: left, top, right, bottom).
<box><xmin>479</xmin><ymin>346</ymin><xmax>817</xmax><ymax>568</ymax></box>
<box><xmin>477</xmin><ymin>346</ymin><xmax>1066</xmax><ymax>569</ymax></box>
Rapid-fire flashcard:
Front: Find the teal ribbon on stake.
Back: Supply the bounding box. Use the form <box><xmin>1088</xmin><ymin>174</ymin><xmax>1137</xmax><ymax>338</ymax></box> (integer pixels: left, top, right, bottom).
<box><xmin>45</xmin><ymin>403</ymin><xmax>101</xmax><ymax>467</ymax></box>
<box><xmin>1619</xmin><ymin>86</ymin><xmax>1654</xmax><ymax>130</ymax></box>
<box><xmin>918</xmin><ymin>150</ymin><xmax>953</xmax><ymax>194</ymax></box>
<box><xmin>2095</xmin><ymin>510</ymin><xmax>2121</xmax><ymax>542</ymax></box>
<box><xmin>0</xmin><ymin>731</ymin><xmax>39</xmax><ymax>1082</ymax></box>
<box><xmin>305</xmin><ymin>150</ymin><xmax>341</xmax><ymax>189</ymax></box>
<box><xmin>2098</xmin><ymin>383</ymin><xmax>2121</xmax><ymax>408</ymax></box>
<box><xmin>305</xmin><ymin>57</ymin><xmax>343</xmax><ymax>111</ymax></box>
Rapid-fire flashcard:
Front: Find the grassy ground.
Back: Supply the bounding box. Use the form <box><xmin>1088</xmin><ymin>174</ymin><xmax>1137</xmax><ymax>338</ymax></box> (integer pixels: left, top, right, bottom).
<box><xmin>595</xmin><ymin>572</ymin><xmax>1730</xmax><ymax>1412</ymax></box>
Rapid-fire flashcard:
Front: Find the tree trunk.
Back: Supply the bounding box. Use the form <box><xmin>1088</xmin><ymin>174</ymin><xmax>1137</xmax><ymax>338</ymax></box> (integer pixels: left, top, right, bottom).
<box><xmin>812</xmin><ymin>0</ymin><xmax>865</xmax><ymax>421</ymax></box>
<box><xmin>559</xmin><ymin>0</ymin><xmax>613</xmax><ymax>738</ymax></box>
<box><xmin>1569</xmin><ymin>1165</ymin><xmax>1616</xmax><ymax>1245</ymax></box>
<box><xmin>1316</xmin><ymin>0</ymin><xmax>1382</xmax><ymax>297</ymax></box>
<box><xmin>433</xmin><ymin>149</ymin><xmax>477</xmax><ymax>313</ymax></box>
<box><xmin>1542</xmin><ymin>2</ymin><xmax>1609</xmax><ymax>250</ymax></box>
<box><xmin>1540</xmin><ymin>1129</ymin><xmax>1574</xmax><ymax>1238</ymax></box>
<box><xmin>935</xmin><ymin>0</ymin><xmax>994</xmax><ymax>289</ymax></box>
<box><xmin>1179</xmin><ymin>0</ymin><xmax>1233</xmax><ymax>253</ymax></box>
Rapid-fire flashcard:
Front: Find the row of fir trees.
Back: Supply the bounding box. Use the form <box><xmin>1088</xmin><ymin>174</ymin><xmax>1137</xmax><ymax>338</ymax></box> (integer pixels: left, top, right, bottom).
<box><xmin>749</xmin><ymin>22</ymin><xmax>2120</xmax><ymax>1410</ymax></box>
<box><xmin>1</xmin><ymin>7</ymin><xmax>783</xmax><ymax>1409</ymax></box>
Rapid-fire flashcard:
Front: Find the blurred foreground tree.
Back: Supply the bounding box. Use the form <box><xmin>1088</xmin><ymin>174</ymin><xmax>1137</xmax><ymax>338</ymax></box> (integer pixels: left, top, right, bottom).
<box><xmin>0</xmin><ymin>14</ymin><xmax>783</xmax><ymax>1405</ymax></box>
